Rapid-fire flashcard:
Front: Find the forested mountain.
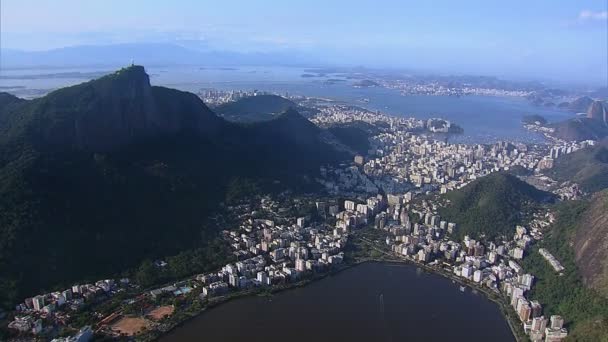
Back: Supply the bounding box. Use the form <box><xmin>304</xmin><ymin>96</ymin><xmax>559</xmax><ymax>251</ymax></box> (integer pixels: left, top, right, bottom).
<box><xmin>522</xmin><ymin>196</ymin><xmax>608</xmax><ymax>340</ymax></box>
<box><xmin>439</xmin><ymin>173</ymin><xmax>553</xmax><ymax>240</ymax></box>
<box><xmin>0</xmin><ymin>66</ymin><xmax>348</xmax><ymax>308</ymax></box>
<box><xmin>326</xmin><ymin>121</ymin><xmax>379</xmax><ymax>155</ymax></box>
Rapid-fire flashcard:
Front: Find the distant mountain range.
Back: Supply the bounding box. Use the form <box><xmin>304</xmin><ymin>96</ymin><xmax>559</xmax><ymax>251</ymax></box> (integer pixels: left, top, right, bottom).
<box><xmin>0</xmin><ymin>43</ymin><xmax>317</xmax><ymax>68</ymax></box>
<box><xmin>0</xmin><ymin>66</ymin><xmax>350</xmax><ymax>308</ymax></box>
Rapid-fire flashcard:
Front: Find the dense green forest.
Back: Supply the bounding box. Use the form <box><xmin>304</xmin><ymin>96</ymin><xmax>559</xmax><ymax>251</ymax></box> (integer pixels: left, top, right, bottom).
<box><xmin>327</xmin><ymin>121</ymin><xmax>378</xmax><ymax>154</ymax></box>
<box><xmin>522</xmin><ymin>200</ymin><xmax>608</xmax><ymax>341</ymax></box>
<box><xmin>439</xmin><ymin>172</ymin><xmax>553</xmax><ymax>240</ymax></box>
<box><xmin>0</xmin><ymin>67</ymin><xmax>348</xmax><ymax>309</ymax></box>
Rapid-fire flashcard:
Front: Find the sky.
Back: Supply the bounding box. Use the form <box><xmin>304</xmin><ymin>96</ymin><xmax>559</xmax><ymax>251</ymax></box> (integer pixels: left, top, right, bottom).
<box><xmin>1</xmin><ymin>0</ymin><xmax>607</xmax><ymax>85</ymax></box>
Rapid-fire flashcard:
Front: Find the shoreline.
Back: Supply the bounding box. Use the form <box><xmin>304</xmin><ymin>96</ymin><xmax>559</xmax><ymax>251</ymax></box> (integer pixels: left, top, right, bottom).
<box><xmin>143</xmin><ymin>261</ymin><xmax>364</xmax><ymax>341</ymax></box>
<box><xmin>355</xmin><ymin>236</ymin><xmax>525</xmax><ymax>342</ymax></box>
<box><xmin>393</xmin><ymin>259</ymin><xmax>524</xmax><ymax>342</ymax></box>
<box><xmin>147</xmin><ymin>256</ymin><xmax>523</xmax><ymax>342</ymax></box>
<box><xmin>353</xmin><ymin>239</ymin><xmax>525</xmax><ymax>342</ymax></box>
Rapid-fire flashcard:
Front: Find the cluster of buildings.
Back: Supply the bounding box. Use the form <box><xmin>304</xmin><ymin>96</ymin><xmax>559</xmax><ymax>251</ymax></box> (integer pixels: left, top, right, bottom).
<box><xmin>193</xmin><ymin>197</ymin><xmax>348</xmax><ymax>302</ymax></box>
<box><xmin>8</xmin><ymin>278</ymin><xmax>129</xmax><ymax>337</ymax></box>
<box><xmin>149</xmin><ymin>282</ymin><xmax>193</xmax><ymax>299</ymax></box>
<box><xmin>5</xmin><ymin>94</ymin><xmax>593</xmax><ymax>341</ymax></box>
<box><xmin>321</xmin><ymin>132</ymin><xmax>547</xmax><ymax>198</ymax></box>
<box><xmin>376</xmin><ymin>79</ymin><xmax>532</xmax><ymax>97</ymax></box>
<box><xmin>530</xmin><ymin>315</ymin><xmax>569</xmax><ymax>342</ymax></box>
<box><xmin>537</xmin><ymin>140</ymin><xmax>595</xmax><ymax>170</ymax></box>
<box><xmin>311</xmin><ymin>104</ymin><xmax>425</xmax><ymax>129</ymax></box>
<box><xmin>315</xmin><ymin>104</ymin><xmax>594</xmax><ymax>204</ymax></box>
<box><xmin>310</xmin><ymin>105</ymin><xmax>581</xmax><ymax>341</ymax></box>
<box><xmin>312</xmin><ymin>102</ymin><xmax>587</xmax><ymax>201</ymax></box>
<box><xmin>369</xmin><ymin>135</ymin><xmax>540</xmax><ymax>190</ymax></box>
<box><xmin>371</xmin><ymin>194</ymin><xmax>569</xmax><ymax>341</ymax></box>
<box><xmin>198</xmin><ymin>89</ymin><xmax>277</xmax><ymax>106</ymax></box>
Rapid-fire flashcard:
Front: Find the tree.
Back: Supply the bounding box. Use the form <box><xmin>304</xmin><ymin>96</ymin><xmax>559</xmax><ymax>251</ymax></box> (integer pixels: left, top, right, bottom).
<box><xmin>135</xmin><ymin>260</ymin><xmax>159</xmax><ymax>287</ymax></box>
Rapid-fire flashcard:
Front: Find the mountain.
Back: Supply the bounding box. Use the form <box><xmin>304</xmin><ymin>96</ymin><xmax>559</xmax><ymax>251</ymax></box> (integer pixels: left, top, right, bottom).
<box><xmin>214</xmin><ymin>95</ymin><xmax>298</xmax><ymax>122</ymax></box>
<box><xmin>0</xmin><ymin>93</ymin><xmax>27</xmax><ymax>107</ymax></box>
<box><xmin>563</xmin><ymin>96</ymin><xmax>594</xmax><ymax>113</ymax></box>
<box><xmin>223</xmin><ymin>108</ymin><xmax>348</xmax><ymax>178</ymax></box>
<box><xmin>549</xmin><ymin>99</ymin><xmax>608</xmax><ymax>141</ymax></box>
<box><xmin>0</xmin><ymin>66</ymin><xmax>347</xmax><ymax>308</ymax></box>
<box><xmin>326</xmin><ymin>121</ymin><xmax>379</xmax><ymax>155</ymax></box>
<box><xmin>587</xmin><ymin>100</ymin><xmax>608</xmax><ymax>125</ymax></box>
<box><xmin>438</xmin><ymin>172</ymin><xmax>554</xmax><ymax>239</ymax></box>
<box><xmin>573</xmin><ymin>190</ymin><xmax>608</xmax><ymax>298</ymax></box>
<box><xmin>548</xmin><ymin>140</ymin><xmax>608</xmax><ymax>193</ymax></box>
<box><xmin>521</xmin><ymin>198</ymin><xmax>608</xmax><ymax>340</ymax></box>
<box><xmin>0</xmin><ymin>66</ymin><xmax>223</xmax><ymax>152</ymax></box>
<box><xmin>549</xmin><ymin>117</ymin><xmax>608</xmax><ymax>141</ymax></box>
<box><xmin>1</xmin><ymin>43</ymin><xmax>316</xmax><ymax>68</ymax></box>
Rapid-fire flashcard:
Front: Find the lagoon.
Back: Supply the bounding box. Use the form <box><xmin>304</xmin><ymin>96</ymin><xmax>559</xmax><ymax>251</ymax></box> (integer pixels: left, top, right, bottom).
<box><xmin>160</xmin><ymin>262</ymin><xmax>514</xmax><ymax>342</ymax></box>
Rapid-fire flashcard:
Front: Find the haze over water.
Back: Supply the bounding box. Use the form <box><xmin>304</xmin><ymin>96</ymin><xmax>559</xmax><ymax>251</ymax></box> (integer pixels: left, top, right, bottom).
<box><xmin>0</xmin><ymin>66</ymin><xmax>572</xmax><ymax>144</ymax></box>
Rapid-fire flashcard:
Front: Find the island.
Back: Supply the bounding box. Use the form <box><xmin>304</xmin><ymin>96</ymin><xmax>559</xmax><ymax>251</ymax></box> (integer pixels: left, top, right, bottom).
<box><xmin>522</xmin><ymin>114</ymin><xmax>548</xmax><ymax>126</ymax></box>
<box><xmin>352</xmin><ymin>79</ymin><xmax>380</xmax><ymax>88</ymax></box>
<box><xmin>426</xmin><ymin>118</ymin><xmax>464</xmax><ymax>134</ymax></box>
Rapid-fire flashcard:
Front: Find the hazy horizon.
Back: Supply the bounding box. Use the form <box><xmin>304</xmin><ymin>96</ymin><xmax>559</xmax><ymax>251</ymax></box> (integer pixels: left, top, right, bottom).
<box><xmin>1</xmin><ymin>0</ymin><xmax>607</xmax><ymax>86</ymax></box>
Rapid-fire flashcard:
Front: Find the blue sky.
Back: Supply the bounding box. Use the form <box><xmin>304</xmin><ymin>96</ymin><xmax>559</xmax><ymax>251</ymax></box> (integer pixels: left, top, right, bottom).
<box><xmin>1</xmin><ymin>0</ymin><xmax>607</xmax><ymax>84</ymax></box>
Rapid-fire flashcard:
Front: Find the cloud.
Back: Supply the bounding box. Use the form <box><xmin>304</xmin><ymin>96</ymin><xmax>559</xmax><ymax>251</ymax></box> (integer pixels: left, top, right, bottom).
<box><xmin>578</xmin><ymin>10</ymin><xmax>608</xmax><ymax>21</ymax></box>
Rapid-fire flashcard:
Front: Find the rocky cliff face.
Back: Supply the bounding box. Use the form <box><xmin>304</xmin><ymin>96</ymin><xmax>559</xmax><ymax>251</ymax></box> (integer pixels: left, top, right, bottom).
<box><xmin>1</xmin><ymin>66</ymin><xmax>222</xmax><ymax>152</ymax></box>
<box><xmin>587</xmin><ymin>100</ymin><xmax>608</xmax><ymax>126</ymax></box>
<box><xmin>550</xmin><ymin>117</ymin><xmax>608</xmax><ymax>141</ymax></box>
<box><xmin>568</xmin><ymin>96</ymin><xmax>594</xmax><ymax>113</ymax></box>
<box><xmin>574</xmin><ymin>190</ymin><xmax>608</xmax><ymax>298</ymax></box>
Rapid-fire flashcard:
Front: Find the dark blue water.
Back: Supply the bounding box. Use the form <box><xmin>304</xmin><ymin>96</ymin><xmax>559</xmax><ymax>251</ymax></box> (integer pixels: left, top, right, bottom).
<box><xmin>160</xmin><ymin>262</ymin><xmax>514</xmax><ymax>342</ymax></box>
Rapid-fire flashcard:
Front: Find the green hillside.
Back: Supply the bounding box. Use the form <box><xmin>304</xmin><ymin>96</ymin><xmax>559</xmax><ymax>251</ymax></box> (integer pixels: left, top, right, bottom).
<box><xmin>0</xmin><ymin>66</ymin><xmax>347</xmax><ymax>309</ymax></box>
<box><xmin>549</xmin><ymin>140</ymin><xmax>608</xmax><ymax>193</ymax></box>
<box><xmin>439</xmin><ymin>172</ymin><xmax>553</xmax><ymax>240</ymax></box>
<box><xmin>522</xmin><ymin>198</ymin><xmax>608</xmax><ymax>341</ymax></box>
<box><xmin>327</xmin><ymin>121</ymin><xmax>378</xmax><ymax>154</ymax></box>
